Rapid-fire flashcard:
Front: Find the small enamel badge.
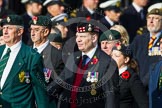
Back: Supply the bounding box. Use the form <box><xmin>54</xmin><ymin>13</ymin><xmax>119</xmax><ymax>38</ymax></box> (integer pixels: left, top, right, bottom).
<box><xmin>19</xmin><ymin>71</ymin><xmax>25</xmax><ymax>83</ymax></box>
<box><xmin>25</xmin><ymin>72</ymin><xmax>30</xmax><ymax>83</ymax></box>
<box><xmin>43</xmin><ymin>68</ymin><xmax>52</xmax><ymax>83</ymax></box>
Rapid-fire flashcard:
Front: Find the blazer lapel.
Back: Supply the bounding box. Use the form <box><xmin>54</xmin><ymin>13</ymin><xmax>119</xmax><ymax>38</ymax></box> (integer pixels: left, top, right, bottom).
<box><xmin>67</xmin><ymin>51</ymin><xmax>82</xmax><ymax>85</ymax></box>
<box><xmin>0</xmin><ymin>45</ymin><xmax>5</xmax><ymax>58</ymax></box>
<box><xmin>2</xmin><ymin>44</ymin><xmax>26</xmax><ymax>89</ymax></box>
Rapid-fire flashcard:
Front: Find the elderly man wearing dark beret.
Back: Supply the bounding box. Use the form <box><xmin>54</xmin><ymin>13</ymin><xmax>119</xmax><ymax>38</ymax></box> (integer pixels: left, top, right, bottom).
<box><xmin>99</xmin><ymin>29</ymin><xmax>121</xmax><ymax>55</ymax></box>
<box><xmin>0</xmin><ymin>15</ymin><xmax>50</xmax><ymax>108</ymax></box>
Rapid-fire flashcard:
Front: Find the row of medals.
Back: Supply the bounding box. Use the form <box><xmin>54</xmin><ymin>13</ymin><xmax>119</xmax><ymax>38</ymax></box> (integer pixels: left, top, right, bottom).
<box><xmin>86</xmin><ymin>72</ymin><xmax>98</xmax><ymax>95</ymax></box>
<box><xmin>148</xmin><ymin>47</ymin><xmax>162</xmax><ymax>56</ymax></box>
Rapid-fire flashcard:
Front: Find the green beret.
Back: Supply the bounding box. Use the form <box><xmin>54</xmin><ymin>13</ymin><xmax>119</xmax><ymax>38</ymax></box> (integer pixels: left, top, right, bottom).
<box><xmin>77</xmin><ymin>22</ymin><xmax>99</xmax><ymax>33</ymax></box>
<box><xmin>1</xmin><ymin>15</ymin><xmax>24</xmax><ymax>26</ymax></box>
<box><xmin>29</xmin><ymin>16</ymin><xmax>52</xmax><ymax>28</ymax></box>
<box><xmin>147</xmin><ymin>8</ymin><xmax>162</xmax><ymax>16</ymax></box>
<box><xmin>99</xmin><ymin>30</ymin><xmax>121</xmax><ymax>42</ymax></box>
<box><xmin>48</xmin><ymin>33</ymin><xmax>62</xmax><ymax>43</ymax></box>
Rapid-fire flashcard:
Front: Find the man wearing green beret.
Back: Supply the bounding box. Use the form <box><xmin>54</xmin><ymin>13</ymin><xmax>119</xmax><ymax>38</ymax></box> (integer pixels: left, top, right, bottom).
<box><xmin>21</xmin><ymin>0</ymin><xmax>43</xmax><ymax>46</ymax></box>
<box><xmin>100</xmin><ymin>29</ymin><xmax>121</xmax><ymax>55</ymax></box>
<box><xmin>29</xmin><ymin>15</ymin><xmax>64</xmax><ymax>83</ymax></box>
<box><xmin>0</xmin><ymin>15</ymin><xmax>50</xmax><ymax>108</ymax></box>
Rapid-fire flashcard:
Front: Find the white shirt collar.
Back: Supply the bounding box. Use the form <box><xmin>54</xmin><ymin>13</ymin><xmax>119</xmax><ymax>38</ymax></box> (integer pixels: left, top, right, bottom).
<box><xmin>82</xmin><ymin>45</ymin><xmax>98</xmax><ymax>59</ymax></box>
<box><xmin>6</xmin><ymin>40</ymin><xmax>22</xmax><ymax>52</ymax></box>
<box><xmin>132</xmin><ymin>2</ymin><xmax>143</xmax><ymax>13</ymax></box>
<box><xmin>86</xmin><ymin>7</ymin><xmax>95</xmax><ymax>14</ymax></box>
<box><xmin>105</xmin><ymin>16</ymin><xmax>114</xmax><ymax>26</ymax></box>
<box><xmin>33</xmin><ymin>40</ymin><xmax>49</xmax><ymax>53</ymax></box>
<box><xmin>119</xmin><ymin>66</ymin><xmax>128</xmax><ymax>75</ymax></box>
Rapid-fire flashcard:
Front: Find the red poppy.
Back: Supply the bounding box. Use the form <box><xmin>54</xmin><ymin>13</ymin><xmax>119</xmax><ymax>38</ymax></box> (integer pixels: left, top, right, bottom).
<box><xmin>86</xmin><ymin>16</ymin><xmax>91</xmax><ymax>21</ymax></box>
<box><xmin>92</xmin><ymin>56</ymin><xmax>98</xmax><ymax>64</ymax></box>
<box><xmin>115</xmin><ymin>42</ymin><xmax>120</xmax><ymax>47</ymax></box>
<box><xmin>121</xmin><ymin>71</ymin><xmax>130</xmax><ymax>80</ymax></box>
<box><xmin>32</xmin><ymin>16</ymin><xmax>38</xmax><ymax>21</ymax></box>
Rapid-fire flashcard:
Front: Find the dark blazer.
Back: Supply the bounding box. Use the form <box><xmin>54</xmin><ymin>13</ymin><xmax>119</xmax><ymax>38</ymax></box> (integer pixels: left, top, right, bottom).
<box><xmin>120</xmin><ymin>4</ymin><xmax>147</xmax><ymax>43</ymax></box>
<box><xmin>21</xmin><ymin>13</ymin><xmax>33</xmax><ymax>46</ymax></box>
<box><xmin>100</xmin><ymin>17</ymin><xmax>111</xmax><ymax>29</ymax></box>
<box><xmin>131</xmin><ymin>32</ymin><xmax>162</xmax><ymax>88</ymax></box>
<box><xmin>76</xmin><ymin>6</ymin><xmax>103</xmax><ymax>21</ymax></box>
<box><xmin>41</xmin><ymin>43</ymin><xmax>64</xmax><ymax>80</ymax></box>
<box><xmin>0</xmin><ymin>43</ymin><xmax>50</xmax><ymax>108</ymax></box>
<box><xmin>119</xmin><ymin>68</ymin><xmax>148</xmax><ymax>108</ymax></box>
<box><xmin>47</xmin><ymin>48</ymin><xmax>119</xmax><ymax>108</ymax></box>
<box><xmin>149</xmin><ymin>61</ymin><xmax>162</xmax><ymax>108</ymax></box>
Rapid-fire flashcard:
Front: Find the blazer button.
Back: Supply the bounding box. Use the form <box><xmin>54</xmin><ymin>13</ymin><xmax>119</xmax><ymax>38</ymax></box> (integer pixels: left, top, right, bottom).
<box><xmin>0</xmin><ymin>92</ymin><xmax>2</xmax><ymax>95</ymax></box>
<box><xmin>0</xmin><ymin>105</ymin><xmax>2</xmax><ymax>107</ymax></box>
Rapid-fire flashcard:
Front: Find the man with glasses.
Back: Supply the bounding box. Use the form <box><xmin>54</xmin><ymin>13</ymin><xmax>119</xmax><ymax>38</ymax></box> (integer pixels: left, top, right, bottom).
<box><xmin>29</xmin><ymin>15</ymin><xmax>64</xmax><ymax>82</ymax></box>
<box><xmin>0</xmin><ymin>15</ymin><xmax>50</xmax><ymax>107</ymax></box>
<box><xmin>99</xmin><ymin>29</ymin><xmax>121</xmax><ymax>55</ymax></box>
<box><xmin>131</xmin><ymin>8</ymin><xmax>162</xmax><ymax>90</ymax></box>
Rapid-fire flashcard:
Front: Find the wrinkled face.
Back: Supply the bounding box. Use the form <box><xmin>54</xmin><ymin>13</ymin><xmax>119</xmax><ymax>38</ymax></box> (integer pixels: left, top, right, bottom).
<box><xmin>105</xmin><ymin>10</ymin><xmax>121</xmax><ymax>22</ymax></box>
<box><xmin>111</xmin><ymin>50</ymin><xmax>127</xmax><ymax>68</ymax></box>
<box><xmin>56</xmin><ymin>25</ymin><xmax>68</xmax><ymax>39</ymax></box>
<box><xmin>147</xmin><ymin>14</ymin><xmax>162</xmax><ymax>33</ymax></box>
<box><xmin>76</xmin><ymin>32</ymin><xmax>97</xmax><ymax>53</ymax></box>
<box><xmin>2</xmin><ymin>25</ymin><xmax>23</xmax><ymax>46</ymax></box>
<box><xmin>47</xmin><ymin>4</ymin><xmax>63</xmax><ymax>16</ymax></box>
<box><xmin>31</xmin><ymin>3</ymin><xmax>42</xmax><ymax>15</ymax></box>
<box><xmin>85</xmin><ymin>0</ymin><xmax>99</xmax><ymax>10</ymax></box>
<box><xmin>30</xmin><ymin>25</ymin><xmax>47</xmax><ymax>45</ymax></box>
<box><xmin>100</xmin><ymin>40</ymin><xmax>119</xmax><ymax>55</ymax></box>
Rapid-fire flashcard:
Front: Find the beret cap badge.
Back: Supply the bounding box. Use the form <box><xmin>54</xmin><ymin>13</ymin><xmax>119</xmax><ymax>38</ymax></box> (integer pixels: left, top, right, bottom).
<box><xmin>7</xmin><ymin>17</ymin><xmax>11</xmax><ymax>23</ymax></box>
<box><xmin>32</xmin><ymin>16</ymin><xmax>38</xmax><ymax>24</ymax></box>
<box><xmin>88</xmin><ymin>24</ymin><xmax>92</xmax><ymax>32</ymax></box>
<box><xmin>109</xmin><ymin>34</ymin><xmax>113</xmax><ymax>40</ymax></box>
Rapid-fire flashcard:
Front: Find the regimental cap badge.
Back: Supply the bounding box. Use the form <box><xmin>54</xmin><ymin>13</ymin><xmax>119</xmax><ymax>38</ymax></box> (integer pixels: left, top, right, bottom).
<box><xmin>32</xmin><ymin>16</ymin><xmax>38</xmax><ymax>24</ymax></box>
<box><xmin>116</xmin><ymin>1</ymin><xmax>121</xmax><ymax>7</ymax></box>
<box><xmin>64</xmin><ymin>17</ymin><xmax>68</xmax><ymax>22</ymax></box>
<box><xmin>88</xmin><ymin>24</ymin><xmax>92</xmax><ymax>32</ymax></box>
<box><xmin>155</xmin><ymin>9</ymin><xmax>160</xmax><ymax>13</ymax></box>
<box><xmin>109</xmin><ymin>34</ymin><xmax>113</xmax><ymax>40</ymax></box>
<box><xmin>116</xmin><ymin>43</ymin><xmax>121</xmax><ymax>50</ymax></box>
<box><xmin>7</xmin><ymin>17</ymin><xmax>10</xmax><ymax>23</ymax></box>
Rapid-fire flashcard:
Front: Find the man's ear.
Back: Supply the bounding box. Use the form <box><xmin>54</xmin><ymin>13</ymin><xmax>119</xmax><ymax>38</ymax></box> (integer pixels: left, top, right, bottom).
<box><xmin>18</xmin><ymin>28</ymin><xmax>24</xmax><ymax>36</ymax></box>
<box><xmin>92</xmin><ymin>34</ymin><xmax>98</xmax><ymax>43</ymax></box>
<box><xmin>124</xmin><ymin>57</ymin><xmax>130</xmax><ymax>64</ymax></box>
<box><xmin>43</xmin><ymin>28</ymin><xmax>50</xmax><ymax>37</ymax></box>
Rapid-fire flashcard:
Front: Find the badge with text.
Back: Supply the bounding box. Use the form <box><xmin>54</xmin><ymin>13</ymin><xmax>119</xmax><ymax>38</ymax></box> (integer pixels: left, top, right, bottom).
<box><xmin>43</xmin><ymin>68</ymin><xmax>52</xmax><ymax>83</ymax></box>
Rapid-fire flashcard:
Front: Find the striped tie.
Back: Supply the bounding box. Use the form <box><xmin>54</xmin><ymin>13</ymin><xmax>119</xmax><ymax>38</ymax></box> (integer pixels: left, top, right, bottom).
<box><xmin>148</xmin><ymin>36</ymin><xmax>156</xmax><ymax>49</ymax></box>
<box><xmin>0</xmin><ymin>48</ymin><xmax>11</xmax><ymax>79</ymax></box>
